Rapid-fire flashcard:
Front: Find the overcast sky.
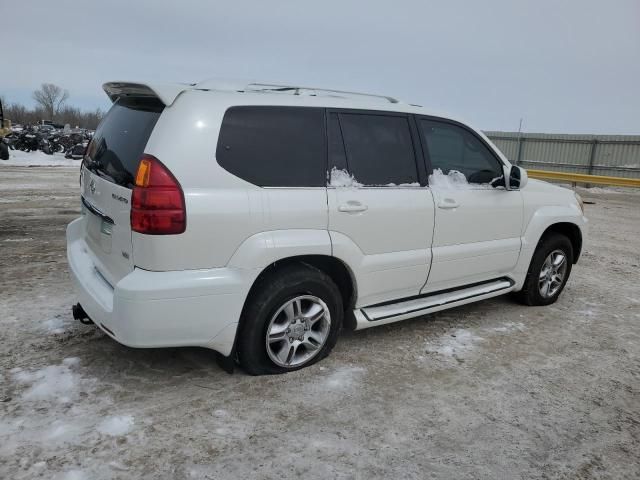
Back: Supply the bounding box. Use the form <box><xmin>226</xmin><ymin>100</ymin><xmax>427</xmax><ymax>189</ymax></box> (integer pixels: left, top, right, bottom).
<box><xmin>2</xmin><ymin>0</ymin><xmax>638</xmax><ymax>133</ymax></box>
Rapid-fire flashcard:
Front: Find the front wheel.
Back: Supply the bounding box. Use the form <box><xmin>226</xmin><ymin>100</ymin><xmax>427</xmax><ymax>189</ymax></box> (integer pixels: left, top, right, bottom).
<box><xmin>514</xmin><ymin>232</ymin><xmax>573</xmax><ymax>306</ymax></box>
<box><xmin>237</xmin><ymin>264</ymin><xmax>343</xmax><ymax>375</ymax></box>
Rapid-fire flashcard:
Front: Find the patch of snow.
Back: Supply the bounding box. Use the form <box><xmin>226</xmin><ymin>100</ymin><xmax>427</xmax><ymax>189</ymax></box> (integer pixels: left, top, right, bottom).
<box><xmin>579</xmin><ymin>187</ymin><xmax>623</xmax><ymax>194</ymax></box>
<box><xmin>62</xmin><ymin>357</ymin><xmax>81</xmax><ymax>367</ymax></box>
<box><xmin>1</xmin><ymin>150</ymin><xmax>81</xmax><ymax>167</ymax></box>
<box><xmin>3</xmin><ymin>237</ymin><xmax>34</xmax><ymax>242</ymax></box>
<box><xmin>12</xmin><ymin>358</ymin><xmax>82</xmax><ymax>402</ymax></box>
<box><xmin>43</xmin><ymin>316</ymin><xmax>69</xmax><ymax>334</ymax></box>
<box><xmin>384</xmin><ymin>181</ymin><xmax>421</xmax><ymax>187</ymax></box>
<box><xmin>107</xmin><ymin>461</ymin><xmax>129</xmax><ymax>472</ymax></box>
<box><xmin>97</xmin><ymin>415</ymin><xmax>134</xmax><ymax>436</ymax></box>
<box><xmin>55</xmin><ymin>469</ymin><xmax>86</xmax><ymax>480</ymax></box>
<box><xmin>329</xmin><ymin>168</ymin><xmax>362</xmax><ymax>188</ymax></box>
<box><xmin>491</xmin><ymin>321</ymin><xmax>527</xmax><ymax>333</ymax></box>
<box><xmin>46</xmin><ymin>422</ymin><xmax>71</xmax><ymax>439</ymax></box>
<box><xmin>428</xmin><ymin>168</ymin><xmax>471</xmax><ymax>190</ymax></box>
<box><xmin>329</xmin><ymin>168</ymin><xmax>421</xmax><ymax>188</ymax></box>
<box><xmin>321</xmin><ymin>366</ymin><xmax>365</xmax><ymax>390</ymax></box>
<box><xmin>428</xmin><ymin>168</ymin><xmax>497</xmax><ymax>190</ymax></box>
<box><xmin>425</xmin><ymin>329</ymin><xmax>483</xmax><ymax>358</ymax></box>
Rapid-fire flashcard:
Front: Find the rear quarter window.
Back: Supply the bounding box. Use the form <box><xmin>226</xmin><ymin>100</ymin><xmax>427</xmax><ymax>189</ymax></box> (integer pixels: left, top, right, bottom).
<box><xmin>215</xmin><ymin>106</ymin><xmax>326</xmax><ymax>187</ymax></box>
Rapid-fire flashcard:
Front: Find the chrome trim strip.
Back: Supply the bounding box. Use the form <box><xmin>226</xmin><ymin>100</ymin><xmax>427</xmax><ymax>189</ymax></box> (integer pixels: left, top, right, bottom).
<box><xmin>362</xmin><ymin>279</ymin><xmax>514</xmax><ymax>322</ymax></box>
<box><xmin>81</xmin><ymin>196</ymin><xmax>114</xmax><ymax>225</ymax></box>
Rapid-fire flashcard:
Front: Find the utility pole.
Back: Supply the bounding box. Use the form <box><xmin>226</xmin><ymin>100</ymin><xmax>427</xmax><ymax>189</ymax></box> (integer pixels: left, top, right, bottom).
<box><xmin>515</xmin><ymin>118</ymin><xmax>524</xmax><ymax>166</ymax></box>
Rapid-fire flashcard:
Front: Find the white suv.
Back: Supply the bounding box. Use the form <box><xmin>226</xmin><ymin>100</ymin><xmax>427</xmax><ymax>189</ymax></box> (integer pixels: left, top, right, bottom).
<box><xmin>67</xmin><ymin>80</ymin><xmax>588</xmax><ymax>375</ymax></box>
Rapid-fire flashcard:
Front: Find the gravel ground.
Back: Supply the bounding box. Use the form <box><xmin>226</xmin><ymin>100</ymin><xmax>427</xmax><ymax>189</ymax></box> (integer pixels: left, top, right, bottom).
<box><xmin>1</xmin><ymin>166</ymin><xmax>639</xmax><ymax>480</ymax></box>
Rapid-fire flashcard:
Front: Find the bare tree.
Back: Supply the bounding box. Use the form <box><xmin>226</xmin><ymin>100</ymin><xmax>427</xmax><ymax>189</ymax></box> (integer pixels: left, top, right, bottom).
<box><xmin>32</xmin><ymin>83</ymin><xmax>69</xmax><ymax>121</ymax></box>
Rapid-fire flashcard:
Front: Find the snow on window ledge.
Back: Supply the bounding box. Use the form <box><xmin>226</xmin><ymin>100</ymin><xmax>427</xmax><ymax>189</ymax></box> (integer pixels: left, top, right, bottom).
<box><xmin>328</xmin><ymin>168</ymin><xmax>420</xmax><ymax>188</ymax></box>
<box><xmin>329</xmin><ymin>168</ymin><xmax>363</xmax><ymax>188</ymax></box>
<box><xmin>428</xmin><ymin>168</ymin><xmax>501</xmax><ymax>190</ymax></box>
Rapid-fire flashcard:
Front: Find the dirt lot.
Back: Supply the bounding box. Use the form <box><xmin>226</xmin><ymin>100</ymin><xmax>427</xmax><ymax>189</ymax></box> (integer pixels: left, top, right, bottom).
<box><xmin>1</xmin><ymin>166</ymin><xmax>639</xmax><ymax>480</ymax></box>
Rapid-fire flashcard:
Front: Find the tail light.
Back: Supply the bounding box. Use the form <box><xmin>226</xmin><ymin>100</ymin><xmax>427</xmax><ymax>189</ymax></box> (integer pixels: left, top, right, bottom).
<box><xmin>131</xmin><ymin>155</ymin><xmax>186</xmax><ymax>235</ymax></box>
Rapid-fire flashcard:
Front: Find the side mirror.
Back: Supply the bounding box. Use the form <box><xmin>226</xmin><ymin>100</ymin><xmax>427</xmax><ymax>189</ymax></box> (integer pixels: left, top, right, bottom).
<box><xmin>505</xmin><ymin>165</ymin><xmax>528</xmax><ymax>190</ymax></box>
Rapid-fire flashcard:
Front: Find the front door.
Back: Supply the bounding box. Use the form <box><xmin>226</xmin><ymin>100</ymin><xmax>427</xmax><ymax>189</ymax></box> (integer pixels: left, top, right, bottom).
<box><xmin>326</xmin><ymin>111</ymin><xmax>435</xmax><ymax>307</ymax></box>
<box><xmin>418</xmin><ymin>118</ymin><xmax>523</xmax><ymax>293</ymax></box>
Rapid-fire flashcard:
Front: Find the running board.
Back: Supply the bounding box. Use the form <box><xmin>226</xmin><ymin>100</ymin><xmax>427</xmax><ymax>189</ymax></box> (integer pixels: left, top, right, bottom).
<box><xmin>355</xmin><ymin>278</ymin><xmax>515</xmax><ymax>329</ymax></box>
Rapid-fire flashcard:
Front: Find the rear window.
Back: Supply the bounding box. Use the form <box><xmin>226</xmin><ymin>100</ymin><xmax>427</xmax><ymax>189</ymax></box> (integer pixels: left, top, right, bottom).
<box><xmin>216</xmin><ymin>106</ymin><xmax>326</xmax><ymax>187</ymax></box>
<box><xmin>84</xmin><ymin>97</ymin><xmax>163</xmax><ymax>187</ymax></box>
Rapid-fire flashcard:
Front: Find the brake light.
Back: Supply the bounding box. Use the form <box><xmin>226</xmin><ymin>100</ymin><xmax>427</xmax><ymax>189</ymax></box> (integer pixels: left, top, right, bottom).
<box><xmin>131</xmin><ymin>155</ymin><xmax>186</xmax><ymax>235</ymax></box>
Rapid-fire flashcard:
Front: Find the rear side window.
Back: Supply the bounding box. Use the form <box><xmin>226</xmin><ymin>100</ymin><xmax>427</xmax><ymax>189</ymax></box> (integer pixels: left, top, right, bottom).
<box><xmin>85</xmin><ymin>97</ymin><xmax>163</xmax><ymax>187</ymax></box>
<box><xmin>420</xmin><ymin>119</ymin><xmax>503</xmax><ymax>184</ymax></box>
<box><xmin>334</xmin><ymin>113</ymin><xmax>418</xmax><ymax>185</ymax></box>
<box><xmin>216</xmin><ymin>106</ymin><xmax>326</xmax><ymax>187</ymax></box>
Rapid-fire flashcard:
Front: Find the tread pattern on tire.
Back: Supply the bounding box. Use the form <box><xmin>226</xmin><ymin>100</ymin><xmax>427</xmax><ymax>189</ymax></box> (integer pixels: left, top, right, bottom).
<box><xmin>237</xmin><ymin>264</ymin><xmax>343</xmax><ymax>375</ymax></box>
<box><xmin>514</xmin><ymin>232</ymin><xmax>573</xmax><ymax>306</ymax></box>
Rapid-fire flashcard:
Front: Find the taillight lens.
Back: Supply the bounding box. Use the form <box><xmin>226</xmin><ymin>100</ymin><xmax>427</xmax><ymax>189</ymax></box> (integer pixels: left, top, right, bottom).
<box><xmin>131</xmin><ymin>155</ymin><xmax>186</xmax><ymax>235</ymax></box>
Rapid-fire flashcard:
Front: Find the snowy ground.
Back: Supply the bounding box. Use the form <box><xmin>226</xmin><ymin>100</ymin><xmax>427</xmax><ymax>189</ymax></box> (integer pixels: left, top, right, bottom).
<box><xmin>1</xmin><ymin>166</ymin><xmax>639</xmax><ymax>479</ymax></box>
<box><xmin>1</xmin><ymin>149</ymin><xmax>82</xmax><ymax>167</ymax></box>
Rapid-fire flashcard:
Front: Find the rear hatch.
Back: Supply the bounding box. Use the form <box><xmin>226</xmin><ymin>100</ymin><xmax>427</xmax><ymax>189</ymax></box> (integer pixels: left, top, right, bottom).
<box><xmin>80</xmin><ymin>97</ymin><xmax>163</xmax><ymax>286</ymax></box>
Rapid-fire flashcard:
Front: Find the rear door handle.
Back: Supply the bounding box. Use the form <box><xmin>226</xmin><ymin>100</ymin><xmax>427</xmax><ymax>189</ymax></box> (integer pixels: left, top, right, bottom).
<box><xmin>338</xmin><ymin>201</ymin><xmax>368</xmax><ymax>213</ymax></box>
<box><xmin>437</xmin><ymin>198</ymin><xmax>460</xmax><ymax>209</ymax></box>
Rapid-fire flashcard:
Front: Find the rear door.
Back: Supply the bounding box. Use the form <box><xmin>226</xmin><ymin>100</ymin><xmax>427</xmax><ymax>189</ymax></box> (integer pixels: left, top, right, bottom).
<box><xmin>80</xmin><ymin>97</ymin><xmax>163</xmax><ymax>286</ymax></box>
<box><xmin>327</xmin><ymin>110</ymin><xmax>435</xmax><ymax>307</ymax></box>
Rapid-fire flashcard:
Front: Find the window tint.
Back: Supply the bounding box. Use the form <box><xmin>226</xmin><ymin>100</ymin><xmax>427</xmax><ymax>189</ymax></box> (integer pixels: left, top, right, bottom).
<box><xmin>336</xmin><ymin>113</ymin><xmax>418</xmax><ymax>185</ymax></box>
<box><xmin>85</xmin><ymin>97</ymin><xmax>163</xmax><ymax>187</ymax></box>
<box><xmin>216</xmin><ymin>106</ymin><xmax>325</xmax><ymax>187</ymax></box>
<box><xmin>420</xmin><ymin>119</ymin><xmax>503</xmax><ymax>184</ymax></box>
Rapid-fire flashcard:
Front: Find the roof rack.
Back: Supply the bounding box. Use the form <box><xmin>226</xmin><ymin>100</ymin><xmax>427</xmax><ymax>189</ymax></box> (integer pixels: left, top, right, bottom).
<box><xmin>244</xmin><ymin>83</ymin><xmax>400</xmax><ymax>104</ymax></box>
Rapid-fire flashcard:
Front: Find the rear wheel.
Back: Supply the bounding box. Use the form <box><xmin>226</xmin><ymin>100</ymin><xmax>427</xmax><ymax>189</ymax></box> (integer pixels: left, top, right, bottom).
<box><xmin>514</xmin><ymin>232</ymin><xmax>573</xmax><ymax>306</ymax></box>
<box><xmin>238</xmin><ymin>264</ymin><xmax>343</xmax><ymax>375</ymax></box>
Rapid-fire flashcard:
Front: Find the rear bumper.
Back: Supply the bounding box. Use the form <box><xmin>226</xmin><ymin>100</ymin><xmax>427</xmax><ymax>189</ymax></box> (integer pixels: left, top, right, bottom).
<box><xmin>66</xmin><ymin>218</ymin><xmax>257</xmax><ymax>356</ymax></box>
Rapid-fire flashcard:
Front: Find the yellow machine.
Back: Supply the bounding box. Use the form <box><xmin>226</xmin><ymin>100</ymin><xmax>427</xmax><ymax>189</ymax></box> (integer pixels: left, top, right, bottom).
<box><xmin>0</xmin><ymin>98</ymin><xmax>10</xmax><ymax>137</ymax></box>
<box><xmin>0</xmin><ymin>119</ymin><xmax>11</xmax><ymax>138</ymax></box>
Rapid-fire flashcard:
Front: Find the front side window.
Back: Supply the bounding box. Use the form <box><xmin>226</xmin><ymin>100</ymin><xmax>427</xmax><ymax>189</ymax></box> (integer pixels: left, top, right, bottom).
<box><xmin>332</xmin><ymin>112</ymin><xmax>419</xmax><ymax>186</ymax></box>
<box><xmin>216</xmin><ymin>106</ymin><xmax>325</xmax><ymax>187</ymax></box>
<box><xmin>420</xmin><ymin>119</ymin><xmax>503</xmax><ymax>184</ymax></box>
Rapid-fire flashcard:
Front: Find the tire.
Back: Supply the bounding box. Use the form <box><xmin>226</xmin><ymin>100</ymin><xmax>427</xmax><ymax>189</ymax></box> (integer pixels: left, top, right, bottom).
<box><xmin>237</xmin><ymin>264</ymin><xmax>343</xmax><ymax>375</ymax></box>
<box><xmin>514</xmin><ymin>232</ymin><xmax>574</xmax><ymax>306</ymax></box>
<box><xmin>0</xmin><ymin>142</ymin><xmax>8</xmax><ymax>161</ymax></box>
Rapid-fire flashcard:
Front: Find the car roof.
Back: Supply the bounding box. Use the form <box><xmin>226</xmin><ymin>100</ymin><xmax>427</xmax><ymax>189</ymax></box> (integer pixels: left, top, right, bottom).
<box><xmin>102</xmin><ymin>78</ymin><xmax>461</xmax><ymax>122</ymax></box>
<box><xmin>101</xmin><ymin>79</ymin><xmax>511</xmax><ymax>165</ymax></box>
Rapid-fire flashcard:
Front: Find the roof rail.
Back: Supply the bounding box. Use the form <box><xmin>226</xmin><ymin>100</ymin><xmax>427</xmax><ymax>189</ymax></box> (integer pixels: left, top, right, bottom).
<box><xmin>193</xmin><ymin>78</ymin><xmax>401</xmax><ymax>104</ymax></box>
<box><xmin>245</xmin><ymin>83</ymin><xmax>400</xmax><ymax>104</ymax></box>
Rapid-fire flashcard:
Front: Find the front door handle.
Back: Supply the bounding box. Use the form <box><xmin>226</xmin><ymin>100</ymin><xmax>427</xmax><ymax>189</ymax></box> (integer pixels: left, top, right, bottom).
<box><xmin>338</xmin><ymin>201</ymin><xmax>368</xmax><ymax>213</ymax></box>
<box><xmin>437</xmin><ymin>198</ymin><xmax>460</xmax><ymax>209</ymax></box>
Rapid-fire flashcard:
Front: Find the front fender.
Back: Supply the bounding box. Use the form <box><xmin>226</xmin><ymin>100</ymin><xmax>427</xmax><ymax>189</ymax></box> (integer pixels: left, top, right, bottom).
<box><xmin>522</xmin><ymin>206</ymin><xmax>587</xmax><ymax>252</ymax></box>
<box><xmin>511</xmin><ymin>205</ymin><xmax>588</xmax><ymax>290</ymax></box>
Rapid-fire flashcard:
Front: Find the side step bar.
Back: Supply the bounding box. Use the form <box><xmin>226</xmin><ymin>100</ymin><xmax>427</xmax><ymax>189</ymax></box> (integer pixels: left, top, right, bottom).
<box><xmin>355</xmin><ymin>278</ymin><xmax>515</xmax><ymax>329</ymax></box>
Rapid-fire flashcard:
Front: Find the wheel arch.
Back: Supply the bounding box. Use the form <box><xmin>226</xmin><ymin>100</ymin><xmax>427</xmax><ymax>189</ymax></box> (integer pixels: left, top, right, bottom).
<box><xmin>240</xmin><ymin>254</ymin><xmax>358</xmax><ymax>330</ymax></box>
<box><xmin>539</xmin><ymin>222</ymin><xmax>583</xmax><ymax>263</ymax></box>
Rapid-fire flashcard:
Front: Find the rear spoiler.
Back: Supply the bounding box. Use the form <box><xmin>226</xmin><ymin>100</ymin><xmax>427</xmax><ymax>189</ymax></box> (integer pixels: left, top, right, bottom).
<box><xmin>103</xmin><ymin>81</ymin><xmax>193</xmax><ymax>106</ymax></box>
